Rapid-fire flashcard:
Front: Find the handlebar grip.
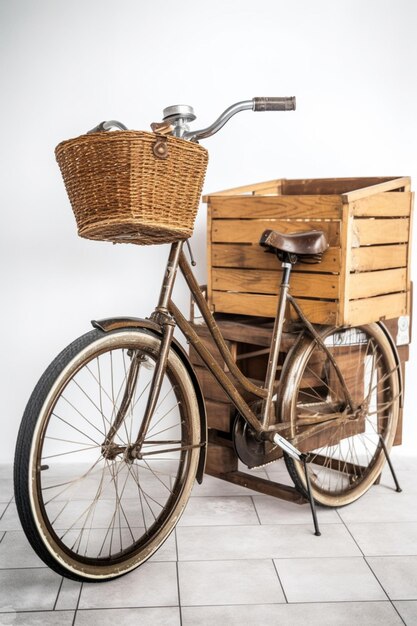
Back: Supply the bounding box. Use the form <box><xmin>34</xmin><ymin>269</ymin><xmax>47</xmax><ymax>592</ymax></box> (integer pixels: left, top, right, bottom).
<box><xmin>253</xmin><ymin>97</ymin><xmax>296</xmax><ymax>112</ymax></box>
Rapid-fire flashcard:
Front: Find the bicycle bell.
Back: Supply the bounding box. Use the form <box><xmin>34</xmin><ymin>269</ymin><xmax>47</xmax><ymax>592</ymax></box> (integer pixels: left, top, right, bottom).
<box><xmin>163</xmin><ymin>104</ymin><xmax>196</xmax><ymax>138</ymax></box>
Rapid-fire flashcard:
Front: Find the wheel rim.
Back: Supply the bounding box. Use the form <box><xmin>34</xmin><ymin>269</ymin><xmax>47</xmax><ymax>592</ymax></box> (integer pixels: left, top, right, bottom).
<box><xmin>28</xmin><ymin>331</ymin><xmax>199</xmax><ymax>578</ymax></box>
<box><xmin>284</xmin><ymin>325</ymin><xmax>399</xmax><ymax>506</ymax></box>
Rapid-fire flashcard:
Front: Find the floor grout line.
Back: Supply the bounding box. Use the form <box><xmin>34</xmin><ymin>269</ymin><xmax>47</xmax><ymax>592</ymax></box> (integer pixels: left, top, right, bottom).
<box><xmin>71</xmin><ymin>580</ymin><xmax>83</xmax><ymax>626</ymax></box>
<box><xmin>0</xmin><ymin>599</ymin><xmax>409</xmax><ymax>614</ymax></box>
<box><xmin>0</xmin><ymin>501</ymin><xmax>12</xmax><ymax>523</ymax></box>
<box><xmin>3</xmin><ymin>553</ymin><xmax>417</xmax><ymax>571</ymax></box>
<box><xmin>272</xmin><ymin>558</ymin><xmax>288</xmax><ymax>604</ymax></box>
<box><xmin>174</xmin><ymin>527</ymin><xmax>183</xmax><ymax>625</ymax></box>
<box><xmin>176</xmin><ymin>560</ymin><xmax>183</xmax><ymax>626</ymax></box>
<box><xmin>53</xmin><ymin>576</ymin><xmax>64</xmax><ymax>611</ymax></box>
<box><xmin>337</xmin><ymin>497</ymin><xmax>408</xmax><ymax>622</ymax></box>
<box><xmin>250</xmin><ymin>495</ymin><xmax>262</xmax><ymax>524</ymax></box>
<box><xmin>362</xmin><ymin>557</ymin><xmax>407</xmax><ymax>626</ymax></box>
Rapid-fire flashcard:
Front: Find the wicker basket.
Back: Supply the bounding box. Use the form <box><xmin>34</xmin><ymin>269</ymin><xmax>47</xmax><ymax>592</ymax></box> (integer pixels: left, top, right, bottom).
<box><xmin>55</xmin><ymin>130</ymin><xmax>209</xmax><ymax>245</ymax></box>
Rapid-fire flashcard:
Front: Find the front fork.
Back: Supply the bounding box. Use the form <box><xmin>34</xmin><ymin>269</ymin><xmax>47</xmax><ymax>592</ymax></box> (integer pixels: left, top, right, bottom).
<box><xmin>102</xmin><ymin>242</ymin><xmax>183</xmax><ymax>461</ymax></box>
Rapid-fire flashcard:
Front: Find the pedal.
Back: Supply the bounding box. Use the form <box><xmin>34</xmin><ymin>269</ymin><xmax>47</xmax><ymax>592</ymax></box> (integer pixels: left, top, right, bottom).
<box><xmin>272</xmin><ymin>433</ymin><xmax>302</xmax><ymax>461</ymax></box>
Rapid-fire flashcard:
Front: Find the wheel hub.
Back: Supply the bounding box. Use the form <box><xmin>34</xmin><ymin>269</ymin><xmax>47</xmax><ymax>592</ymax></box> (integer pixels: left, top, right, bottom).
<box><xmin>101</xmin><ymin>442</ymin><xmax>128</xmax><ymax>460</ymax></box>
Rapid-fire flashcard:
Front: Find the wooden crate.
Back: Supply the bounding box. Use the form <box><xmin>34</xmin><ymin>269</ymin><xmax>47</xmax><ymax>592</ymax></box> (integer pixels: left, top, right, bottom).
<box><xmin>204</xmin><ymin>176</ymin><xmax>413</xmax><ymax>326</ymax></box>
<box><xmin>189</xmin><ymin>315</ymin><xmax>287</xmax><ymax>434</ymax></box>
<box><xmin>190</xmin><ymin>313</ymin><xmax>409</xmax><ymax>444</ymax></box>
<box><xmin>190</xmin><ymin>313</ymin><xmax>409</xmax><ymax>499</ymax></box>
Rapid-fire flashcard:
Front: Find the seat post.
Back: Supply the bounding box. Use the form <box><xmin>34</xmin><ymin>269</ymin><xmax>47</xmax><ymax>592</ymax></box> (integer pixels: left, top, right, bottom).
<box><xmin>261</xmin><ymin>258</ymin><xmax>293</xmax><ymax>429</ymax></box>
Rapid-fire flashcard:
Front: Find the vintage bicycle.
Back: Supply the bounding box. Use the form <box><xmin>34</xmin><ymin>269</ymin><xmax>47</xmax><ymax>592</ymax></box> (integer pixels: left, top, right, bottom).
<box><xmin>14</xmin><ymin>98</ymin><xmax>401</xmax><ymax>581</ymax></box>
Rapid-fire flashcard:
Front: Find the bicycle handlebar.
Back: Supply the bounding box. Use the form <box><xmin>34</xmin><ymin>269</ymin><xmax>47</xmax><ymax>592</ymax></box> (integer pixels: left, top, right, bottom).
<box><xmin>87</xmin><ymin>120</ymin><xmax>128</xmax><ymax>134</ymax></box>
<box><xmin>86</xmin><ymin>96</ymin><xmax>296</xmax><ymax>142</ymax></box>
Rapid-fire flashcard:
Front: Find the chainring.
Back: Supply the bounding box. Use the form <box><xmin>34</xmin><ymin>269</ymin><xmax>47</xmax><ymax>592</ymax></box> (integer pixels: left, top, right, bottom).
<box><xmin>233</xmin><ymin>409</ymin><xmax>284</xmax><ymax>470</ymax></box>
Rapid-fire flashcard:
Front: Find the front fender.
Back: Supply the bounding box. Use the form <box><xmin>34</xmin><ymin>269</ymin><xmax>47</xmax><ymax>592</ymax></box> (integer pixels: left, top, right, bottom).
<box><xmin>92</xmin><ymin>317</ymin><xmax>207</xmax><ymax>483</ymax></box>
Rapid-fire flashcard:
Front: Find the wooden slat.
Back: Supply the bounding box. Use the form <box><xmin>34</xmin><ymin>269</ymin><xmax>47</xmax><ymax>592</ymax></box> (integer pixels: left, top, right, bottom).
<box><xmin>212</xmin><ymin>243</ymin><xmax>281</xmax><ymax>270</ymax></box>
<box><xmin>339</xmin><ymin>205</ymin><xmax>354</xmax><ymax>333</ymax></box>
<box><xmin>204</xmin><ymin>177</ymin><xmax>409</xmax><ymax>201</ymax></box>
<box><xmin>327</xmin><ymin>346</ymin><xmax>365</xmax><ymax>406</ymax></box>
<box><xmin>351</xmin><ymin>192</ymin><xmax>412</xmax><ymax>217</ymax></box>
<box><xmin>211</xmin><ymin>243</ymin><xmax>341</xmax><ymax>272</ymax></box>
<box><xmin>204</xmin><ymin>469</ymin><xmax>306</xmax><ymax>503</ymax></box>
<box><xmin>351</xmin><ymin>244</ymin><xmax>408</xmax><ymax>271</ymax></box>
<box><xmin>342</xmin><ymin>177</ymin><xmax>411</xmax><ymax>202</ymax></box>
<box><xmin>194</xmin><ymin>365</ymin><xmax>255</xmax><ymax>404</ymax></box>
<box><xmin>212</xmin><ymin>219</ymin><xmax>340</xmax><ymax>246</ymax></box>
<box><xmin>212</xmin><ymin>268</ymin><xmax>339</xmax><ymax>300</ymax></box>
<box><xmin>209</xmin><ymin>195</ymin><xmax>342</xmax><ymax>219</ymax></box>
<box><xmin>287</xmin><ymin>298</ymin><xmax>338</xmax><ymax>325</ymax></box>
<box><xmin>407</xmin><ymin>194</ymin><xmax>414</xmax><ymax>325</ymax></box>
<box><xmin>189</xmin><ymin>333</ymin><xmax>232</xmax><ymax>369</ymax></box>
<box><xmin>212</xmin><ymin>291</ymin><xmax>277</xmax><ymax>317</ymax></box>
<box><xmin>398</xmin><ymin>345</ymin><xmax>409</xmax><ymax>361</ymax></box>
<box><xmin>384</xmin><ymin>320</ymin><xmax>411</xmax><ymax>353</ymax></box>
<box><xmin>205</xmin><ymin>443</ymin><xmax>238</xmax><ymax>474</ymax></box>
<box><xmin>207</xmin><ymin>194</ymin><xmax>213</xmax><ymax>311</ymax></box>
<box><xmin>349</xmin><ymin>268</ymin><xmax>407</xmax><ymax>300</ymax></box>
<box><xmin>347</xmin><ymin>292</ymin><xmax>409</xmax><ymax>326</ymax></box>
<box><xmin>212</xmin><ymin>291</ymin><xmax>338</xmax><ymax>325</ymax></box>
<box><xmin>281</xmin><ymin>177</ymin><xmax>398</xmax><ymax>196</ymax></box>
<box><xmin>352</xmin><ymin>218</ymin><xmax>409</xmax><ymax>246</ymax></box>
<box><xmin>205</xmin><ymin>399</ymin><xmax>233</xmax><ymax>432</ymax></box>
<box><xmin>193</xmin><ymin>366</ymin><xmax>229</xmax><ymax>403</ymax></box>
<box><xmin>253</xmin><ymin>183</ymin><xmax>283</xmax><ymax>196</ymax></box>
<box><xmin>191</xmin><ymin>319</ymin><xmax>275</xmax><ymax>347</ymax></box>
<box><xmin>202</xmin><ymin>178</ymin><xmax>283</xmax><ymax>201</ymax></box>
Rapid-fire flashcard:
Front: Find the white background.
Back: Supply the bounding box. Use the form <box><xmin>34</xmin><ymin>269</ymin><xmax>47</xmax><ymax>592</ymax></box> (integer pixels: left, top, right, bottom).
<box><xmin>1</xmin><ymin>0</ymin><xmax>416</xmax><ymax>463</ymax></box>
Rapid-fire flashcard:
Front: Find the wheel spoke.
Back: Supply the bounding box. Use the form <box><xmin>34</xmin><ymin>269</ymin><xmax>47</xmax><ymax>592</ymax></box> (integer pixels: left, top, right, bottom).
<box><xmin>285</xmin><ymin>325</ymin><xmax>398</xmax><ymax>505</ymax></box>
<box><xmin>51</xmin><ymin>412</ymin><xmax>101</xmax><ymax>446</ymax></box>
<box><xmin>21</xmin><ymin>329</ymin><xmax>198</xmax><ymax>579</ymax></box>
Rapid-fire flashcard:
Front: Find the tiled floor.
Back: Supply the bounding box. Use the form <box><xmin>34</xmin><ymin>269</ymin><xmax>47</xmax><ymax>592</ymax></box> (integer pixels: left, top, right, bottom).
<box><xmin>1</xmin><ymin>454</ymin><xmax>417</xmax><ymax>625</ymax></box>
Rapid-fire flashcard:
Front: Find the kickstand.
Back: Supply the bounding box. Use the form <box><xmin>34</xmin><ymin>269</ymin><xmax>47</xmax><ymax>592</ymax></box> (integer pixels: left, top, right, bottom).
<box><xmin>301</xmin><ymin>454</ymin><xmax>321</xmax><ymax>536</ymax></box>
<box><xmin>379</xmin><ymin>436</ymin><xmax>402</xmax><ymax>493</ymax></box>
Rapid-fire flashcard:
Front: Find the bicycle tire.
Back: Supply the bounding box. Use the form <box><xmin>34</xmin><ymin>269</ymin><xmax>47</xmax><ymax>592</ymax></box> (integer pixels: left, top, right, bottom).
<box><xmin>14</xmin><ymin>328</ymin><xmax>200</xmax><ymax>581</ymax></box>
<box><xmin>279</xmin><ymin>323</ymin><xmax>400</xmax><ymax>507</ymax></box>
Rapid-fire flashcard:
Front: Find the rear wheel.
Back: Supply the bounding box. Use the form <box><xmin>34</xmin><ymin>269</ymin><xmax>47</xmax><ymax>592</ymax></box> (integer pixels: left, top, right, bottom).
<box><xmin>279</xmin><ymin>324</ymin><xmax>400</xmax><ymax>507</ymax></box>
<box><xmin>14</xmin><ymin>328</ymin><xmax>200</xmax><ymax>581</ymax></box>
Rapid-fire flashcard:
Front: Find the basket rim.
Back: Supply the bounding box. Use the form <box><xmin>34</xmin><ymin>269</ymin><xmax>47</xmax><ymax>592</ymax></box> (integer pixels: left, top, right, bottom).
<box><xmin>55</xmin><ymin>129</ymin><xmax>209</xmax><ymax>156</ymax></box>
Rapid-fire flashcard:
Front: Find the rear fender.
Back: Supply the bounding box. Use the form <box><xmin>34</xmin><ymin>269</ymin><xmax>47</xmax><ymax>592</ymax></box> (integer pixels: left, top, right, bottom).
<box><xmin>377</xmin><ymin>321</ymin><xmax>404</xmax><ymax>409</ymax></box>
<box><xmin>92</xmin><ymin>317</ymin><xmax>207</xmax><ymax>483</ymax></box>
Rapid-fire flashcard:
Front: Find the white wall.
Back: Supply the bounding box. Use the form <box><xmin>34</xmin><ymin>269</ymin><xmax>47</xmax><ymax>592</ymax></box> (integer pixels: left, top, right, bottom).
<box><xmin>1</xmin><ymin>0</ymin><xmax>416</xmax><ymax>463</ymax></box>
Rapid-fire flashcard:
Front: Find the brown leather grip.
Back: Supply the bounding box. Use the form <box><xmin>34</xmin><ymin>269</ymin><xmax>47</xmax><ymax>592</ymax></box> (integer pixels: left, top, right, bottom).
<box><xmin>253</xmin><ymin>97</ymin><xmax>296</xmax><ymax>111</ymax></box>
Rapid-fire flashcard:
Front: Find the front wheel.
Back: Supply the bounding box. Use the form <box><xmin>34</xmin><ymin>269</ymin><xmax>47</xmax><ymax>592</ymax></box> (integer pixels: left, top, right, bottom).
<box><xmin>279</xmin><ymin>324</ymin><xmax>400</xmax><ymax>507</ymax></box>
<box><xmin>14</xmin><ymin>328</ymin><xmax>200</xmax><ymax>581</ymax></box>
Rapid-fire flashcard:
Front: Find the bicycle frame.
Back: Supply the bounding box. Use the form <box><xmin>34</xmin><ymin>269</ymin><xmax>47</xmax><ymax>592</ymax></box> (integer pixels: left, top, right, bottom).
<box><xmin>131</xmin><ymin>239</ymin><xmax>358</xmax><ymax>456</ymax></box>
